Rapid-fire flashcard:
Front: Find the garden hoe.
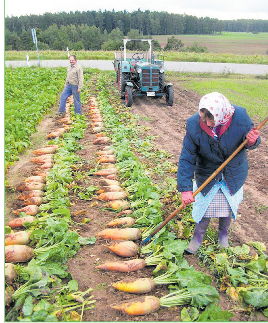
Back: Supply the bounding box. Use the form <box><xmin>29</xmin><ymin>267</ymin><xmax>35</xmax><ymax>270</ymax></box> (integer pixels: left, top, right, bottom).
<box><xmin>138</xmin><ymin>116</ymin><xmax>268</xmax><ymax>257</ymax></box>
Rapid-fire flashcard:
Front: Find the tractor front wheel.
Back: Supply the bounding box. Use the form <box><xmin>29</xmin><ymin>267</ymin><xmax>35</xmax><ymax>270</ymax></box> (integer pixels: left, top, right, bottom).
<box><xmin>119</xmin><ymin>73</ymin><xmax>127</xmax><ymax>99</ymax></box>
<box><xmin>166</xmin><ymin>86</ymin><xmax>174</xmax><ymax>106</ymax></box>
<box><xmin>125</xmin><ymin>86</ymin><xmax>133</xmax><ymax>107</ymax></box>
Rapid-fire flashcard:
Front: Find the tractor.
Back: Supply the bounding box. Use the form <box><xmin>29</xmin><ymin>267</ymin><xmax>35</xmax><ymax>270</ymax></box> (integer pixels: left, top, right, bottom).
<box><xmin>113</xmin><ymin>39</ymin><xmax>174</xmax><ymax>107</ymax></box>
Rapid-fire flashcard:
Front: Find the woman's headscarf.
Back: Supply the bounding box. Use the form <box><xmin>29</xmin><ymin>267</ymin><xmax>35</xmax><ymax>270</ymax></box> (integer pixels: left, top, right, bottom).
<box><xmin>198</xmin><ymin>92</ymin><xmax>235</xmax><ymax>127</ymax></box>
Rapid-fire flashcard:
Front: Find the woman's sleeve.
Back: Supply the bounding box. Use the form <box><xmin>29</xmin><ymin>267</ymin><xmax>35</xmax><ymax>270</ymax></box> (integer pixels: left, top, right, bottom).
<box><xmin>177</xmin><ymin>125</ymin><xmax>198</xmax><ymax>192</ymax></box>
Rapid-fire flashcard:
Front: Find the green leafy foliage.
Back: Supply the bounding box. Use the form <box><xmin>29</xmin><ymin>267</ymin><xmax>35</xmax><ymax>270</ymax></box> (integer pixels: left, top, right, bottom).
<box><xmin>5</xmin><ymin>67</ymin><xmax>66</xmax><ymax>170</ymax></box>
<box><xmin>197</xmin><ymin>303</ymin><xmax>235</xmax><ymax>321</ymax></box>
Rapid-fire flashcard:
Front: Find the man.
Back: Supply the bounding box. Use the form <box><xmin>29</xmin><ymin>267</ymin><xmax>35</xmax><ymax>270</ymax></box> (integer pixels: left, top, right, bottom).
<box><xmin>56</xmin><ymin>55</ymin><xmax>83</xmax><ymax>116</ymax></box>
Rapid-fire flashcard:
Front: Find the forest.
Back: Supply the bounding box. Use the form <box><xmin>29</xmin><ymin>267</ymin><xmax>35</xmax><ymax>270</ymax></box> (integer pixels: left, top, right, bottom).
<box><xmin>5</xmin><ymin>9</ymin><xmax>268</xmax><ymax>51</ymax></box>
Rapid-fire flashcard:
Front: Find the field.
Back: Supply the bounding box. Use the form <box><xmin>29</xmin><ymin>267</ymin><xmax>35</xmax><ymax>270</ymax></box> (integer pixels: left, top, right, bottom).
<box><xmin>4</xmin><ymin>32</ymin><xmax>268</xmax><ymax>64</ymax></box>
<box><xmin>4</xmin><ymin>66</ymin><xmax>268</xmax><ymax>321</ymax></box>
<box><xmin>153</xmin><ymin>32</ymin><xmax>268</xmax><ymax>55</ymax></box>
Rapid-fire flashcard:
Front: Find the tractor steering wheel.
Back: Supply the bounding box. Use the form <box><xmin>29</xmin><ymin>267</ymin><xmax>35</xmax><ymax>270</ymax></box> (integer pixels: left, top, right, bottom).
<box><xmin>132</xmin><ymin>53</ymin><xmax>144</xmax><ymax>60</ymax></box>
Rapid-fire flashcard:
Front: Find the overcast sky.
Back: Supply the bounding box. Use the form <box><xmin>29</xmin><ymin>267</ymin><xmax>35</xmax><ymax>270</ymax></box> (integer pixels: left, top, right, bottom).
<box><xmin>4</xmin><ymin>0</ymin><xmax>268</xmax><ymax>20</ymax></box>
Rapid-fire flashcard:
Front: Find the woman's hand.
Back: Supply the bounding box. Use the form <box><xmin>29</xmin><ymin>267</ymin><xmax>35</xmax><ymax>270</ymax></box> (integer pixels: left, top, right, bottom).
<box><xmin>181</xmin><ymin>191</ymin><xmax>195</xmax><ymax>208</ymax></box>
<box><xmin>246</xmin><ymin>127</ymin><xmax>259</xmax><ymax>146</ymax></box>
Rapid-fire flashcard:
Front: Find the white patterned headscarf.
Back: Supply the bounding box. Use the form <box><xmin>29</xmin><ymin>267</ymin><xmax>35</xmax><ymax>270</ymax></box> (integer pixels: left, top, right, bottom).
<box><xmin>199</xmin><ymin>92</ymin><xmax>235</xmax><ymax>127</ymax></box>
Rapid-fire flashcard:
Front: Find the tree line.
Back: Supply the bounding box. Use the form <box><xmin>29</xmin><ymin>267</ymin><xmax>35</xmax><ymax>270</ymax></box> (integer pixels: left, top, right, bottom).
<box><xmin>5</xmin><ymin>9</ymin><xmax>268</xmax><ymax>51</ymax></box>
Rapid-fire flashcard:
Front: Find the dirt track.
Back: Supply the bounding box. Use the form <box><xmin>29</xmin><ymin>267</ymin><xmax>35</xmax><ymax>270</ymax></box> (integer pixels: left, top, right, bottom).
<box><xmin>5</xmin><ymin>75</ymin><xmax>268</xmax><ymax>322</ymax></box>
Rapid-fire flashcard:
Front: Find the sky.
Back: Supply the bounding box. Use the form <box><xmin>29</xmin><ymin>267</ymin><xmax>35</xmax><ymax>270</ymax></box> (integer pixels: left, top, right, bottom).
<box><xmin>4</xmin><ymin>0</ymin><xmax>268</xmax><ymax>20</ymax></box>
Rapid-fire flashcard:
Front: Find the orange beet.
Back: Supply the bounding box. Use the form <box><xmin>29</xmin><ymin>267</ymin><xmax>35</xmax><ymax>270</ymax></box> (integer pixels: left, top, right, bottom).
<box><xmin>46</xmin><ymin>128</ymin><xmax>65</xmax><ymax>139</ymax></box>
<box><xmin>97</xmin><ymin>155</ymin><xmax>116</xmax><ymax>163</ymax></box>
<box><xmin>24</xmin><ymin>176</ymin><xmax>46</xmax><ymax>183</ymax></box>
<box><xmin>99</xmin><ymin>179</ymin><xmax>121</xmax><ymax>186</ymax></box>
<box><xmin>32</xmin><ymin>145</ymin><xmax>58</xmax><ymax>155</ymax></box>
<box><xmin>38</xmin><ymin>161</ymin><xmax>53</xmax><ymax>169</ymax></box>
<box><xmin>32</xmin><ymin>169</ymin><xmax>50</xmax><ymax>177</ymax></box>
<box><xmin>97</xmin><ymin>191</ymin><xmax>127</xmax><ymax>201</ymax></box>
<box><xmin>97</xmin><ymin>185</ymin><xmax>123</xmax><ymax>194</ymax></box>
<box><xmin>17</xmin><ymin>182</ymin><xmax>45</xmax><ymax>192</ymax></box>
<box><xmin>107</xmin><ymin>241</ymin><xmax>138</xmax><ymax>257</ymax></box>
<box><xmin>106</xmin><ymin>174</ymin><xmax>118</xmax><ymax>180</ymax></box>
<box><xmin>93</xmin><ymin>137</ymin><xmax>111</xmax><ymax>145</ymax></box>
<box><xmin>96</xmin><ymin>228</ymin><xmax>141</xmax><ymax>240</ymax></box>
<box><xmin>7</xmin><ymin>215</ymin><xmax>36</xmax><ymax>227</ymax></box>
<box><xmin>96</xmin><ymin>259</ymin><xmax>146</xmax><ymax>272</ymax></box>
<box><xmin>23</xmin><ymin>196</ymin><xmax>43</xmax><ymax>206</ymax></box>
<box><xmin>12</xmin><ymin>205</ymin><xmax>39</xmax><ymax>216</ymax></box>
<box><xmin>96</xmin><ymin>150</ymin><xmax>115</xmax><ymax>156</ymax></box>
<box><xmin>106</xmin><ymin>217</ymin><xmax>135</xmax><ymax>227</ymax></box>
<box><xmin>17</xmin><ymin>190</ymin><xmax>43</xmax><ymax>200</ymax></box>
<box><xmin>111</xmin><ymin>296</ymin><xmax>160</xmax><ymax>316</ymax></box>
<box><xmin>94</xmin><ymin>168</ymin><xmax>118</xmax><ymax>176</ymax></box>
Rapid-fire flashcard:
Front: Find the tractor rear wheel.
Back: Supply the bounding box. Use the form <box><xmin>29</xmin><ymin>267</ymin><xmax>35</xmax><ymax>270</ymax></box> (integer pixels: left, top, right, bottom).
<box><xmin>166</xmin><ymin>86</ymin><xmax>174</xmax><ymax>106</ymax></box>
<box><xmin>125</xmin><ymin>86</ymin><xmax>133</xmax><ymax>107</ymax></box>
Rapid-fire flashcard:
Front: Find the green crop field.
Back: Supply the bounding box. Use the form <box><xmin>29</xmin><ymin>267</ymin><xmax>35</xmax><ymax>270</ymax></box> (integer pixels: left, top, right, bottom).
<box><xmin>167</xmin><ymin>72</ymin><xmax>268</xmax><ymax>120</ymax></box>
<box><xmin>153</xmin><ymin>32</ymin><xmax>268</xmax><ymax>55</ymax></box>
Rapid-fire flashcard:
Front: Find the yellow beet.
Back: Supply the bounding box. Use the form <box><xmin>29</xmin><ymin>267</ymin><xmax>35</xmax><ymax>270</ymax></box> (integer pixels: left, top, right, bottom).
<box><xmin>106</xmin><ymin>200</ymin><xmax>130</xmax><ymax>210</ymax></box>
<box><xmin>112</xmin><ymin>278</ymin><xmax>155</xmax><ymax>294</ymax></box>
<box><xmin>106</xmin><ymin>217</ymin><xmax>135</xmax><ymax>227</ymax></box>
<box><xmin>97</xmin><ymin>155</ymin><xmax>116</xmax><ymax>163</ymax></box>
<box><xmin>107</xmin><ymin>241</ymin><xmax>138</xmax><ymax>257</ymax></box>
<box><xmin>111</xmin><ymin>296</ymin><xmax>160</xmax><ymax>316</ymax></box>
<box><xmin>5</xmin><ymin>231</ymin><xmax>31</xmax><ymax>246</ymax></box>
<box><xmin>5</xmin><ymin>263</ymin><xmax>18</xmax><ymax>282</ymax></box>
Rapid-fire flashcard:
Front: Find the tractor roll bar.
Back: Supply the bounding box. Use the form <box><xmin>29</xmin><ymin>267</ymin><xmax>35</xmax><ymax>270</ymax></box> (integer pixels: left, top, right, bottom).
<box><xmin>123</xmin><ymin>39</ymin><xmax>153</xmax><ymax>62</ymax></box>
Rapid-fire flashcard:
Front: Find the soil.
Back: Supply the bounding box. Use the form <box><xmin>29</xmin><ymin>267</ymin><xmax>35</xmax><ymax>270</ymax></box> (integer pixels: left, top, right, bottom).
<box><xmin>5</xmin><ymin>76</ymin><xmax>268</xmax><ymax>322</ymax></box>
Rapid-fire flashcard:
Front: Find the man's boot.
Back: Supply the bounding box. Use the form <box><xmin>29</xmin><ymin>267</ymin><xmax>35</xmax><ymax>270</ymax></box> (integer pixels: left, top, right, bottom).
<box><xmin>186</xmin><ymin>218</ymin><xmax>210</xmax><ymax>254</ymax></box>
<box><xmin>218</xmin><ymin>217</ymin><xmax>232</xmax><ymax>249</ymax></box>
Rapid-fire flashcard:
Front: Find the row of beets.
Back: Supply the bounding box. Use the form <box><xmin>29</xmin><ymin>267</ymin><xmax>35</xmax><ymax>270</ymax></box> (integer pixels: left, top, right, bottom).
<box><xmin>5</xmin><ymin>99</ymin><xmax>73</xmax><ymax>304</ymax></box>
<box><xmin>88</xmin><ymin>97</ymin><xmax>163</xmax><ymax>316</ymax></box>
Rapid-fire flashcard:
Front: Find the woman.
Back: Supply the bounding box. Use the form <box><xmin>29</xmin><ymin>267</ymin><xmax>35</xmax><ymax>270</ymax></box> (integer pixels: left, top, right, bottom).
<box><xmin>177</xmin><ymin>92</ymin><xmax>260</xmax><ymax>254</ymax></box>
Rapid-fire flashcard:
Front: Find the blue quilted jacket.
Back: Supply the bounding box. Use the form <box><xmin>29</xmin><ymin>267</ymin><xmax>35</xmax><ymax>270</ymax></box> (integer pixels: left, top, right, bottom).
<box><xmin>177</xmin><ymin>105</ymin><xmax>261</xmax><ymax>196</ymax></box>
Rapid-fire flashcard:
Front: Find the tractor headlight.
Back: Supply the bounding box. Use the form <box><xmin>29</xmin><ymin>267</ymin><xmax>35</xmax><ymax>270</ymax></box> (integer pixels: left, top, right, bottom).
<box><xmin>137</xmin><ymin>67</ymin><xmax>142</xmax><ymax>74</ymax></box>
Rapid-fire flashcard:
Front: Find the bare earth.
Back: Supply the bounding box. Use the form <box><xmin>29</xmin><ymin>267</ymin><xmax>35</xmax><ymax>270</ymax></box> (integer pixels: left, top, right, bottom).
<box><xmin>5</xmin><ymin>79</ymin><xmax>268</xmax><ymax>321</ymax></box>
